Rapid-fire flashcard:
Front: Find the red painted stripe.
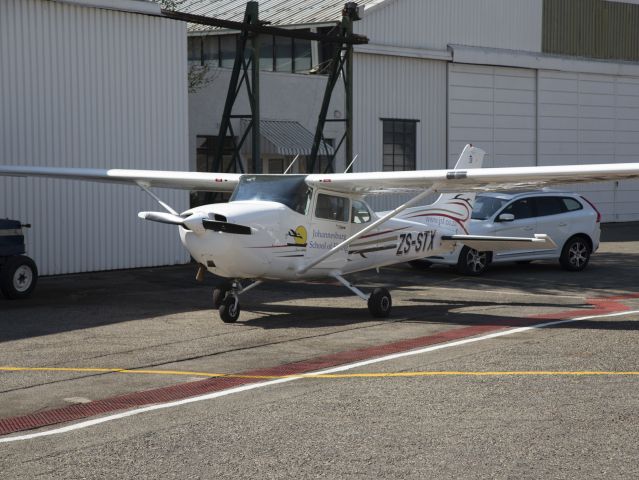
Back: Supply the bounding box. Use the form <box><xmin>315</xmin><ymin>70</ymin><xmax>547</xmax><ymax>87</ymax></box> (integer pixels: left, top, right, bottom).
<box><xmin>1</xmin><ymin>295</ymin><xmax>636</xmax><ymax>436</ymax></box>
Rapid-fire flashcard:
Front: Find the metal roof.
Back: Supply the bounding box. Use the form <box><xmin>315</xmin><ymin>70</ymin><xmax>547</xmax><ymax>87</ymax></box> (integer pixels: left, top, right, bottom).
<box><xmin>180</xmin><ymin>0</ymin><xmax>389</xmax><ymax>33</ymax></box>
<box><xmin>241</xmin><ymin>120</ymin><xmax>335</xmax><ymax>156</ymax></box>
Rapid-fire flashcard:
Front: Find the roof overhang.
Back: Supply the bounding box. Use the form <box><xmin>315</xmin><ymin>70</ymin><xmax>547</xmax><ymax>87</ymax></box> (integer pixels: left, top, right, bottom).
<box><xmin>241</xmin><ymin>120</ymin><xmax>335</xmax><ymax>157</ymax></box>
<box><xmin>52</xmin><ymin>0</ymin><xmax>161</xmax><ymax>15</ymax></box>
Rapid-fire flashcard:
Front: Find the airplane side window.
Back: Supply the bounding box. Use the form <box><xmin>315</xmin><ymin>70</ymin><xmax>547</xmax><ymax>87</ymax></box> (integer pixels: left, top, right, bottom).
<box><xmin>315</xmin><ymin>193</ymin><xmax>349</xmax><ymax>222</ymax></box>
<box><xmin>351</xmin><ymin>200</ymin><xmax>371</xmax><ymax>224</ymax></box>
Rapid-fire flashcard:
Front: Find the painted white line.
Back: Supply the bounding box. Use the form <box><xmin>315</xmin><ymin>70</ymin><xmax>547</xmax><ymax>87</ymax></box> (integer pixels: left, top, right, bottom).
<box><xmin>2</xmin><ymin>309</ymin><xmax>638</xmax><ymax>444</ymax></box>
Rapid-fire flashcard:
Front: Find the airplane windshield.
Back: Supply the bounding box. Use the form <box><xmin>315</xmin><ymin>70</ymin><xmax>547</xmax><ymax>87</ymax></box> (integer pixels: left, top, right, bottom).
<box><xmin>230</xmin><ymin>175</ymin><xmax>313</xmax><ymax>215</ymax></box>
<box><xmin>471</xmin><ymin>196</ymin><xmax>509</xmax><ymax>220</ymax></box>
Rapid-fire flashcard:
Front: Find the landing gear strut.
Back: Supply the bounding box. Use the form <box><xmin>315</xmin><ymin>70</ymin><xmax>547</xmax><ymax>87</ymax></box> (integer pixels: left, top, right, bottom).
<box><xmin>332</xmin><ymin>274</ymin><xmax>393</xmax><ymax>318</ymax></box>
<box><xmin>215</xmin><ymin>280</ymin><xmax>262</xmax><ymax>323</ymax></box>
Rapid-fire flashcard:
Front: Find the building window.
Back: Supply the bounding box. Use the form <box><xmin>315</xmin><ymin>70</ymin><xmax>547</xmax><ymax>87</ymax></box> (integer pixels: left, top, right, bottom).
<box><xmin>382</xmin><ymin>119</ymin><xmax>417</xmax><ymax>171</ymax></box>
<box><xmin>188</xmin><ymin>30</ymin><xmax>320</xmax><ymax>74</ymax></box>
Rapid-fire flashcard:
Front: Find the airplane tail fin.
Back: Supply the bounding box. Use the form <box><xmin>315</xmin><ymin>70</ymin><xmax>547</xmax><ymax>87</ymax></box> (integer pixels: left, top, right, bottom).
<box><xmin>401</xmin><ymin>145</ymin><xmax>485</xmax><ymax>234</ymax></box>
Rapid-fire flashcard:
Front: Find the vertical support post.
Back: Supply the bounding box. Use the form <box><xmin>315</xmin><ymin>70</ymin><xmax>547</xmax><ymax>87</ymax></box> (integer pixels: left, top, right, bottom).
<box><xmin>344</xmin><ymin>14</ymin><xmax>354</xmax><ymax>171</ymax></box>
<box><xmin>249</xmin><ymin>2</ymin><xmax>261</xmax><ymax>173</ymax></box>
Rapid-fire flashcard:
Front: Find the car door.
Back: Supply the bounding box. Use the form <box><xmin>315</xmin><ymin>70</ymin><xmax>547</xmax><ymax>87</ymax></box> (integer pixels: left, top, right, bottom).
<box><xmin>305</xmin><ymin>191</ymin><xmax>351</xmax><ymax>270</ymax></box>
<box><xmin>491</xmin><ymin>197</ymin><xmax>540</xmax><ymax>260</ymax></box>
<box><xmin>531</xmin><ymin>196</ymin><xmax>568</xmax><ymax>256</ymax></box>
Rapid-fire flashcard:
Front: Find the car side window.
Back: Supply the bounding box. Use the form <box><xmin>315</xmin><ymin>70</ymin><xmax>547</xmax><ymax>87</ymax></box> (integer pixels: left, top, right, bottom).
<box><xmin>535</xmin><ymin>197</ymin><xmax>566</xmax><ymax>217</ymax></box>
<box><xmin>501</xmin><ymin>198</ymin><xmax>534</xmax><ymax>220</ymax></box>
<box><xmin>351</xmin><ymin>200</ymin><xmax>371</xmax><ymax>224</ymax></box>
<box><xmin>562</xmin><ymin>197</ymin><xmax>583</xmax><ymax>212</ymax></box>
<box><xmin>315</xmin><ymin>193</ymin><xmax>350</xmax><ymax>222</ymax></box>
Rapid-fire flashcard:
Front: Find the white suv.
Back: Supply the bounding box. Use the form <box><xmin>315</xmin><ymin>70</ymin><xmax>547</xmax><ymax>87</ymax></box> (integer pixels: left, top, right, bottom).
<box><xmin>414</xmin><ymin>191</ymin><xmax>602</xmax><ymax>275</ymax></box>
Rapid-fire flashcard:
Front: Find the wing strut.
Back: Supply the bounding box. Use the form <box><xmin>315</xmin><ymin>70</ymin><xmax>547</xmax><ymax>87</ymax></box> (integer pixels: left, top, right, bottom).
<box><xmin>136</xmin><ymin>182</ymin><xmax>179</xmax><ymax>215</ymax></box>
<box><xmin>297</xmin><ymin>185</ymin><xmax>440</xmax><ymax>275</ymax></box>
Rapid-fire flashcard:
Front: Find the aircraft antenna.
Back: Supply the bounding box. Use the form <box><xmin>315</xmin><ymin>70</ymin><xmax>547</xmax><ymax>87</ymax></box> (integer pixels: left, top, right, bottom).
<box><xmin>344</xmin><ymin>154</ymin><xmax>359</xmax><ymax>173</ymax></box>
<box><xmin>283</xmin><ymin>154</ymin><xmax>300</xmax><ymax>174</ymax></box>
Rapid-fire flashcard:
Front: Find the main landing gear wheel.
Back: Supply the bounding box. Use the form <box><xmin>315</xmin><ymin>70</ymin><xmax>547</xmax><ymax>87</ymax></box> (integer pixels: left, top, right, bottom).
<box><xmin>368</xmin><ymin>287</ymin><xmax>392</xmax><ymax>318</ymax></box>
<box><xmin>0</xmin><ymin>255</ymin><xmax>38</xmax><ymax>300</ymax></box>
<box><xmin>219</xmin><ymin>296</ymin><xmax>241</xmax><ymax>323</ymax></box>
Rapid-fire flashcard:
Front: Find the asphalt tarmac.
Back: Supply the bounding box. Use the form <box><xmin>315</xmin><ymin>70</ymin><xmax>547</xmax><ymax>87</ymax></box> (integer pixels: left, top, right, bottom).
<box><xmin>1</xmin><ymin>223</ymin><xmax>638</xmax><ymax>479</ymax></box>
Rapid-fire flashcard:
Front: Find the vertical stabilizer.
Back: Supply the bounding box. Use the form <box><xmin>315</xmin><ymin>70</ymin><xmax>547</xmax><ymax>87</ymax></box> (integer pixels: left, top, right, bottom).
<box><xmin>400</xmin><ymin>145</ymin><xmax>485</xmax><ymax>234</ymax></box>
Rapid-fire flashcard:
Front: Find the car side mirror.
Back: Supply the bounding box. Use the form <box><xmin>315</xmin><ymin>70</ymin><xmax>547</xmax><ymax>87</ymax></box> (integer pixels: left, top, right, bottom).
<box><xmin>497</xmin><ymin>213</ymin><xmax>515</xmax><ymax>222</ymax></box>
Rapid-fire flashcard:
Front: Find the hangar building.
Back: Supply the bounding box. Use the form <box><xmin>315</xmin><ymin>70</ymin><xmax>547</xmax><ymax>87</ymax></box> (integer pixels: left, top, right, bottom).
<box><xmin>186</xmin><ymin>0</ymin><xmax>639</xmax><ymax>219</ymax></box>
<box><xmin>0</xmin><ymin>0</ymin><xmax>190</xmax><ymax>275</ymax></box>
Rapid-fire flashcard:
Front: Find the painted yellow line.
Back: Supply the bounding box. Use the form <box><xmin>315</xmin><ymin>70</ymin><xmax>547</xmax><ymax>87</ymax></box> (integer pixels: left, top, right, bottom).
<box><xmin>2</xmin><ymin>366</ymin><xmax>639</xmax><ymax>379</ymax></box>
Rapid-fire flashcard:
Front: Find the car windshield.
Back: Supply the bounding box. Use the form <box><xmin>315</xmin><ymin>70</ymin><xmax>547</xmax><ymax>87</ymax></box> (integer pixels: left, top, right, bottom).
<box><xmin>230</xmin><ymin>175</ymin><xmax>313</xmax><ymax>215</ymax></box>
<box><xmin>472</xmin><ymin>195</ymin><xmax>509</xmax><ymax>220</ymax></box>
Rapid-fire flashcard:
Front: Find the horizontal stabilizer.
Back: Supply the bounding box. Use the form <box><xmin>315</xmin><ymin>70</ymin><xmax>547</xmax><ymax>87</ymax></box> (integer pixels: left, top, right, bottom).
<box><xmin>441</xmin><ymin>234</ymin><xmax>557</xmax><ymax>252</ymax></box>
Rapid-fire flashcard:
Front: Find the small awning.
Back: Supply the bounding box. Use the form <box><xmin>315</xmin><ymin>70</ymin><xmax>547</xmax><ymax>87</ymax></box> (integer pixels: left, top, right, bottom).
<box><xmin>241</xmin><ymin>119</ymin><xmax>335</xmax><ymax>157</ymax></box>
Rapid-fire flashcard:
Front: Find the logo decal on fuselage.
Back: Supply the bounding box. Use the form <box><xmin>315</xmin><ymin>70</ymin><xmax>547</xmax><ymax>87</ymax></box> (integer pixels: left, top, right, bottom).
<box><xmin>287</xmin><ymin>225</ymin><xmax>308</xmax><ymax>247</ymax></box>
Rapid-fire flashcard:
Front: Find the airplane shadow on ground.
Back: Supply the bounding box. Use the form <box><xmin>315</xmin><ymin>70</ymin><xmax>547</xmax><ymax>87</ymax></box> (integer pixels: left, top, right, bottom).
<box><xmin>1</xmin><ymin>249</ymin><xmax>638</xmax><ymax>342</ymax></box>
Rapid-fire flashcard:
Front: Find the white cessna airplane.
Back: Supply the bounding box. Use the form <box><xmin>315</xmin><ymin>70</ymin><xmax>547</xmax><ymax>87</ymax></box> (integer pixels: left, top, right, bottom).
<box><xmin>2</xmin><ymin>145</ymin><xmax>639</xmax><ymax>322</ymax></box>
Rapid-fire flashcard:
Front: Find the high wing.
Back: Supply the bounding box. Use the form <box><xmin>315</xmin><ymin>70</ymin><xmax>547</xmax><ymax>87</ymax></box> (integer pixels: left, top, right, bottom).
<box><xmin>0</xmin><ymin>166</ymin><xmax>240</xmax><ymax>192</ymax></box>
<box><xmin>306</xmin><ymin>162</ymin><xmax>639</xmax><ymax>195</ymax></box>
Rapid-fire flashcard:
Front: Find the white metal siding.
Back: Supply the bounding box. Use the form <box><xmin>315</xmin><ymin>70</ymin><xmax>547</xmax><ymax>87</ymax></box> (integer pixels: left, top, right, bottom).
<box><xmin>359</xmin><ymin>0</ymin><xmax>542</xmax><ymax>53</ymax></box>
<box><xmin>448</xmin><ymin>64</ymin><xmax>537</xmax><ymax>168</ymax></box>
<box><xmin>538</xmin><ymin>71</ymin><xmax>639</xmax><ymax>221</ymax></box>
<box><xmin>353</xmin><ymin>53</ymin><xmax>447</xmax><ymax>211</ymax></box>
<box><xmin>0</xmin><ymin>0</ymin><xmax>190</xmax><ymax>275</ymax></box>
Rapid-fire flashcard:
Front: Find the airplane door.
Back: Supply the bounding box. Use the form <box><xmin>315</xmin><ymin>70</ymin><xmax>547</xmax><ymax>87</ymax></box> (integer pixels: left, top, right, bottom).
<box><xmin>306</xmin><ymin>192</ymin><xmax>351</xmax><ymax>270</ymax></box>
<box><xmin>492</xmin><ymin>197</ymin><xmax>539</xmax><ymax>260</ymax></box>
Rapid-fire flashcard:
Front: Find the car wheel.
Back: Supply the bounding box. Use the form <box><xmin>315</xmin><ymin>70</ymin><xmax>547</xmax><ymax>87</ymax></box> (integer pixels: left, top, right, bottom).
<box><xmin>560</xmin><ymin>236</ymin><xmax>591</xmax><ymax>272</ymax></box>
<box><xmin>457</xmin><ymin>246</ymin><xmax>490</xmax><ymax>276</ymax></box>
<box><xmin>0</xmin><ymin>255</ymin><xmax>38</xmax><ymax>300</ymax></box>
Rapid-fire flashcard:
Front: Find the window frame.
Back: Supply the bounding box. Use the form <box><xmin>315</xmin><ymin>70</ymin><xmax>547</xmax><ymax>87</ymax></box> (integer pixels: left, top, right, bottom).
<box><xmin>381</xmin><ymin>118</ymin><xmax>419</xmax><ymax>172</ymax></box>
<box><xmin>314</xmin><ymin>193</ymin><xmax>351</xmax><ymax>223</ymax></box>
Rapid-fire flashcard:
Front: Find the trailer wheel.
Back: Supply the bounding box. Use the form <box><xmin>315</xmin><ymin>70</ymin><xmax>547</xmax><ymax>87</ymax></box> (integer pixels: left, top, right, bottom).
<box><xmin>0</xmin><ymin>255</ymin><xmax>38</xmax><ymax>299</ymax></box>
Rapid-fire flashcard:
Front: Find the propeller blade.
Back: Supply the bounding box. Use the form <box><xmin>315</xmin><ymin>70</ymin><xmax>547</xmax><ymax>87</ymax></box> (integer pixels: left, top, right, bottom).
<box><xmin>138</xmin><ymin>211</ymin><xmax>184</xmax><ymax>226</ymax></box>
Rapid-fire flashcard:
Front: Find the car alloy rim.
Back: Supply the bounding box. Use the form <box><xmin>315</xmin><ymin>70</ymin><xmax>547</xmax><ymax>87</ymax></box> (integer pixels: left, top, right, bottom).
<box><xmin>569</xmin><ymin>241</ymin><xmax>588</xmax><ymax>267</ymax></box>
<box><xmin>13</xmin><ymin>265</ymin><xmax>33</xmax><ymax>292</ymax></box>
<box><xmin>467</xmin><ymin>249</ymin><xmax>487</xmax><ymax>273</ymax></box>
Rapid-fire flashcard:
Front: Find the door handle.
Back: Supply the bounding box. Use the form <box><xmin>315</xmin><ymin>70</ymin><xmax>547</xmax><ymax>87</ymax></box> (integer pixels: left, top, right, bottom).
<box><xmin>559</xmin><ymin>222</ymin><xmax>568</xmax><ymax>227</ymax></box>
<box><xmin>337</xmin><ymin>224</ymin><xmax>346</xmax><ymax>230</ymax></box>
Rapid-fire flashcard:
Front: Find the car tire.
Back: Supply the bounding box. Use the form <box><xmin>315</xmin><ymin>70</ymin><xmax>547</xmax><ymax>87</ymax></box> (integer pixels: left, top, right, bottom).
<box><xmin>457</xmin><ymin>246</ymin><xmax>491</xmax><ymax>276</ymax></box>
<box><xmin>559</xmin><ymin>235</ymin><xmax>591</xmax><ymax>272</ymax></box>
<box><xmin>0</xmin><ymin>255</ymin><xmax>38</xmax><ymax>300</ymax></box>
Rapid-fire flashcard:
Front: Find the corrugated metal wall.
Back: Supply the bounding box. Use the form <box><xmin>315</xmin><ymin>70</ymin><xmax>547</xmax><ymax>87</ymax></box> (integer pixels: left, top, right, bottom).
<box><xmin>543</xmin><ymin>0</ymin><xmax>639</xmax><ymax>62</ymax></box>
<box><xmin>358</xmin><ymin>0</ymin><xmax>542</xmax><ymax>52</ymax></box>
<box><xmin>353</xmin><ymin>53</ymin><xmax>447</xmax><ymax>211</ymax></box>
<box><xmin>448</xmin><ymin>64</ymin><xmax>537</xmax><ymax>168</ymax></box>
<box><xmin>538</xmin><ymin>70</ymin><xmax>639</xmax><ymax>222</ymax></box>
<box><xmin>0</xmin><ymin>0</ymin><xmax>190</xmax><ymax>275</ymax></box>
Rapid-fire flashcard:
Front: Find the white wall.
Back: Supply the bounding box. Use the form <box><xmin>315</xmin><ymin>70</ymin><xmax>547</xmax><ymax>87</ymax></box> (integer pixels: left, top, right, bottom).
<box><xmin>359</xmin><ymin>0</ymin><xmax>542</xmax><ymax>53</ymax></box>
<box><xmin>353</xmin><ymin>53</ymin><xmax>447</xmax><ymax>211</ymax></box>
<box><xmin>0</xmin><ymin>0</ymin><xmax>190</xmax><ymax>275</ymax></box>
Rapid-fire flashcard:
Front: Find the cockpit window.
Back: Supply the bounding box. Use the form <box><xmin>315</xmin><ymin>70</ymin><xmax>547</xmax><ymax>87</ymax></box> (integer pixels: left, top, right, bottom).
<box><xmin>230</xmin><ymin>175</ymin><xmax>313</xmax><ymax>215</ymax></box>
<box><xmin>351</xmin><ymin>200</ymin><xmax>371</xmax><ymax>224</ymax></box>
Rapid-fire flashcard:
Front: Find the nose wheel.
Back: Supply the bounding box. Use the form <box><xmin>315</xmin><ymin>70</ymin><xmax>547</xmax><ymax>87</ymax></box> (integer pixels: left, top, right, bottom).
<box><xmin>214</xmin><ymin>280</ymin><xmax>262</xmax><ymax>323</ymax></box>
<box><xmin>219</xmin><ymin>295</ymin><xmax>241</xmax><ymax>323</ymax></box>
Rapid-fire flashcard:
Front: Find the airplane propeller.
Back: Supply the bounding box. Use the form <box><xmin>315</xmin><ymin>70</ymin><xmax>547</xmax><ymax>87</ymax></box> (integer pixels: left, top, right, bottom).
<box><xmin>138</xmin><ymin>211</ymin><xmax>208</xmax><ymax>235</ymax></box>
